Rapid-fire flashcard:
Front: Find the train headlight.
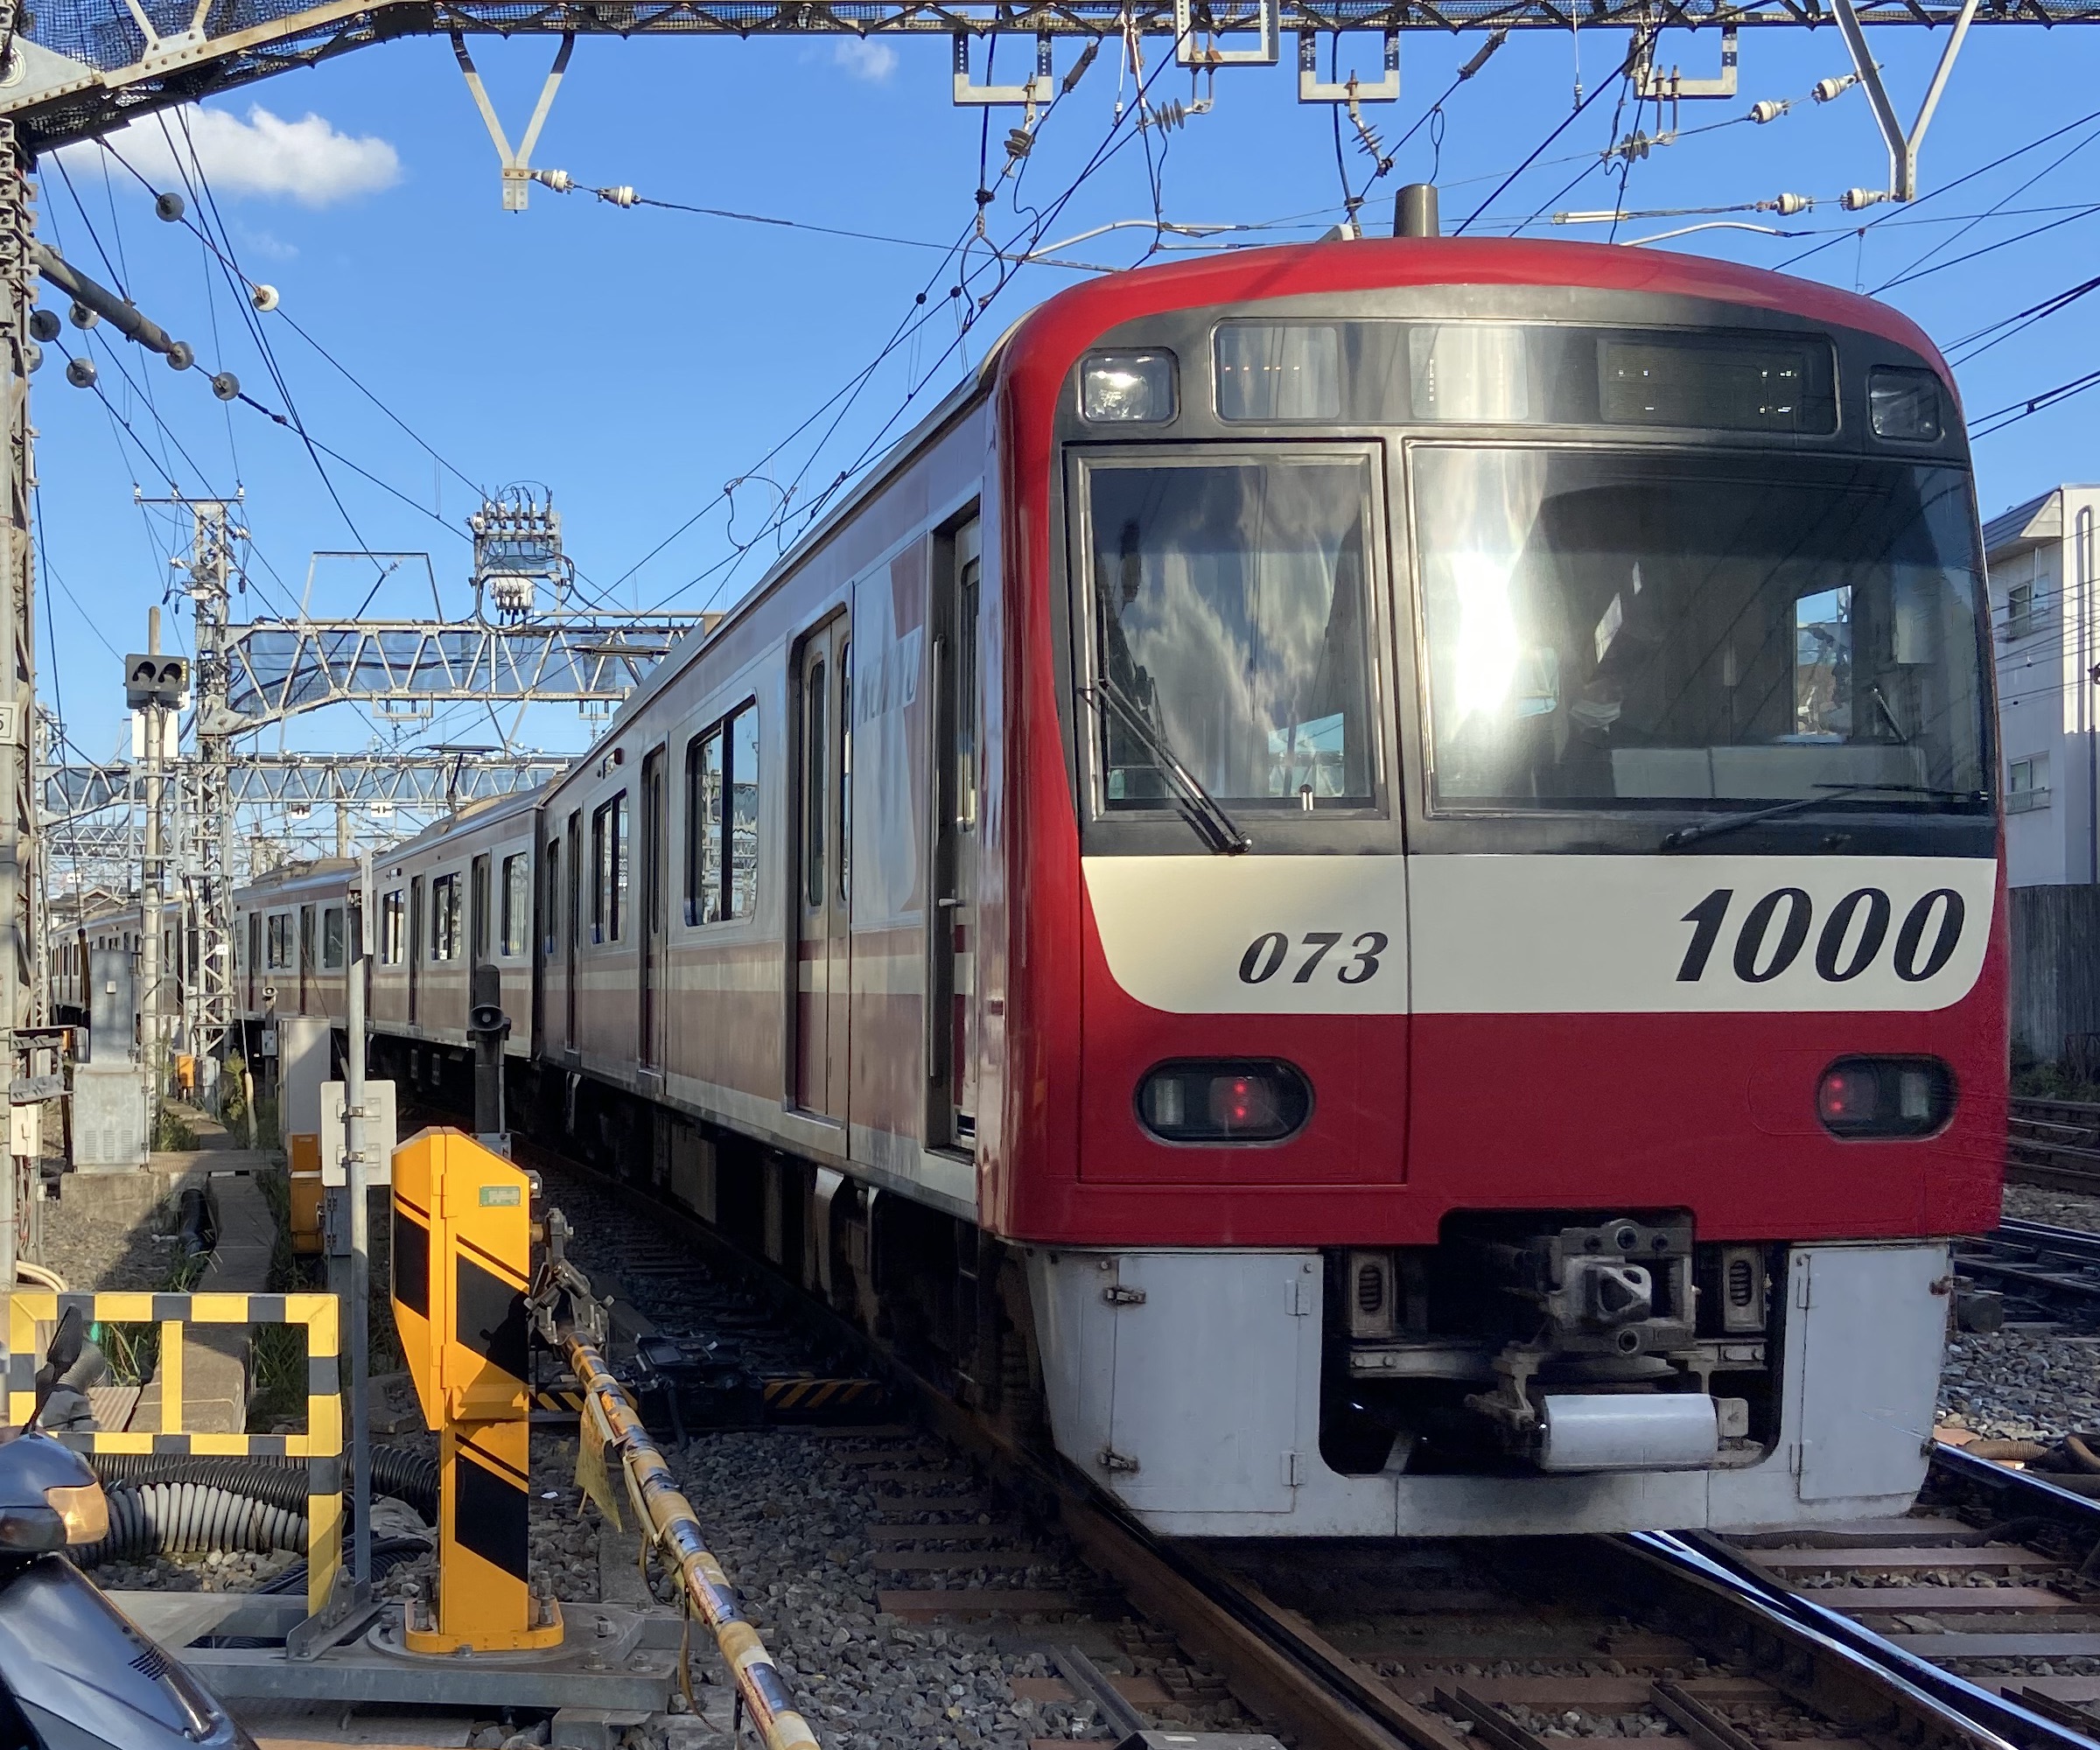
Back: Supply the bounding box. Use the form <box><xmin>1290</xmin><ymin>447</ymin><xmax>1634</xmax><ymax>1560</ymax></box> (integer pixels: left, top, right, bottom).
<box><xmin>1137</xmin><ymin>1060</ymin><xmax>1311</xmax><ymax>1144</ymax></box>
<box><xmin>1869</xmin><ymin>367</ymin><xmax>1942</xmax><ymax>442</ymax></box>
<box><xmin>1081</xmin><ymin>352</ymin><xmax>1176</xmax><ymax>424</ymax></box>
<box><xmin>1816</xmin><ymin>1056</ymin><xmax>1954</xmax><ymax>1138</ymax></box>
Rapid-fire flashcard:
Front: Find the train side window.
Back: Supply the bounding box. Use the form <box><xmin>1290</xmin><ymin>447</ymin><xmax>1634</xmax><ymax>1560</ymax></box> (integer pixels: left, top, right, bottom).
<box><xmin>685</xmin><ymin>703</ymin><xmax>761</xmax><ymax>927</ymax></box>
<box><xmin>956</xmin><ymin>556</ymin><xmax>980</xmax><ymax>830</ymax></box>
<box><xmin>431</xmin><ymin>873</ymin><xmax>460</xmax><ymax>962</ymax></box>
<box><xmin>380</xmin><ymin>891</ymin><xmax>404</xmax><ymax>964</ymax></box>
<box><xmin>322</xmin><ymin>906</ymin><xmax>344</xmax><ymax>970</ymax></box>
<box><xmin>502</xmin><ymin>853</ymin><xmax>529</xmax><ymax>957</ymax></box>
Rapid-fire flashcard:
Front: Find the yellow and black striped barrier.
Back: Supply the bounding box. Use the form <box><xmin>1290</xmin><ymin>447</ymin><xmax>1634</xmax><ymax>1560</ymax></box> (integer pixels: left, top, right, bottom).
<box><xmin>762</xmin><ymin>1376</ymin><xmax>883</xmax><ymax>1416</ymax></box>
<box><xmin>4</xmin><ymin>1289</ymin><xmax>342</xmax><ymax>1616</ymax></box>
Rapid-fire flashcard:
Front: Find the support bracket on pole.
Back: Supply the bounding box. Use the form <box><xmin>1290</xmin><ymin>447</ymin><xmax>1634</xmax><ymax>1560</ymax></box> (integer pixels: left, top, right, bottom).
<box><xmin>1297</xmin><ymin>29</ymin><xmax>1399</xmax><ymax>103</ymax></box>
<box><xmin>1830</xmin><ymin>0</ymin><xmax>1977</xmax><ymax>201</ymax></box>
<box><xmin>1175</xmin><ymin>0</ymin><xmax>1280</xmax><ymax>68</ymax></box>
<box><xmin>1633</xmin><ymin>24</ymin><xmax>1738</xmax><ymax>101</ymax></box>
<box><xmin>452</xmin><ymin>31</ymin><xmax>574</xmax><ymax>211</ymax></box>
<box><xmin>950</xmin><ymin>31</ymin><xmax>1054</xmax><ymax>111</ymax></box>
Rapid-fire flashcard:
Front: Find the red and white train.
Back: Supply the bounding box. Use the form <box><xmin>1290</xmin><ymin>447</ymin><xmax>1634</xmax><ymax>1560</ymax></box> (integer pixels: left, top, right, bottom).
<box><xmin>225</xmin><ymin>233</ymin><xmax>2005</xmax><ymax>1538</ymax></box>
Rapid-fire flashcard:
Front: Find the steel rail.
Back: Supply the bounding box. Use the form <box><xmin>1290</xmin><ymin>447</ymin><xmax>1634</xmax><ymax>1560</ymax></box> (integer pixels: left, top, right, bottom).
<box><xmin>559</xmin><ymin>1333</ymin><xmax>819</xmax><ymax>1750</ymax></box>
<box><xmin>1645</xmin><ymin>1528</ymin><xmax>2089</xmax><ymax>1750</ymax></box>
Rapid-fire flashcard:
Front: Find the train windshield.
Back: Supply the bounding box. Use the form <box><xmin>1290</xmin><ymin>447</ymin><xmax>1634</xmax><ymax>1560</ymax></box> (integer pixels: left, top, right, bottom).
<box><xmin>1412</xmin><ymin>449</ymin><xmax>1987</xmax><ymax>813</ymax></box>
<box><xmin>1085</xmin><ymin>454</ymin><xmax>1379</xmax><ymax>811</ymax></box>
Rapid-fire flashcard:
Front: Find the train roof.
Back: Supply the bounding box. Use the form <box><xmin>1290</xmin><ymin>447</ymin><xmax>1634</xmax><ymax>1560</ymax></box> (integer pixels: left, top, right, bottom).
<box><xmin>368</xmin><ymin>784</ymin><xmax>546</xmax><ymax>876</ymax></box>
<box><xmin>233</xmin><ymin>857</ymin><xmax>359</xmax><ymax>907</ymax></box>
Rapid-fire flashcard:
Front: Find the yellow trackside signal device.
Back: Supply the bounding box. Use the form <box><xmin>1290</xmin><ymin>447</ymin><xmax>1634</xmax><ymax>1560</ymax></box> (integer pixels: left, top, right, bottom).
<box><xmin>390</xmin><ymin>1127</ymin><xmax>561</xmax><ymax>1654</ymax></box>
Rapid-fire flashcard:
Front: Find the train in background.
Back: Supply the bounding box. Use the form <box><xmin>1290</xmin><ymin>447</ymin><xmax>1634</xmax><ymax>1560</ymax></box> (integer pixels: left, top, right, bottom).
<box><xmin>221</xmin><ymin>232</ymin><xmax>2005</xmax><ymax>1540</ymax></box>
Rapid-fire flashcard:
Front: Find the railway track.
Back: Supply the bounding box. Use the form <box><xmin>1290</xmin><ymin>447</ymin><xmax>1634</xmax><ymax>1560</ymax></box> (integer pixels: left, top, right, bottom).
<box><xmin>434</xmin><ymin>1113</ymin><xmax>2100</xmax><ymax>1750</ymax></box>
<box><xmin>2007</xmin><ymin>1097</ymin><xmax>2100</xmax><ymax>1196</ymax></box>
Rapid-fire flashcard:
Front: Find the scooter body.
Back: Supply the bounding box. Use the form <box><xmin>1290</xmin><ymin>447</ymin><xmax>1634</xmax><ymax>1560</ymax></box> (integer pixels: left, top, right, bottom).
<box><xmin>0</xmin><ymin>1309</ymin><xmax>257</xmax><ymax>1749</ymax></box>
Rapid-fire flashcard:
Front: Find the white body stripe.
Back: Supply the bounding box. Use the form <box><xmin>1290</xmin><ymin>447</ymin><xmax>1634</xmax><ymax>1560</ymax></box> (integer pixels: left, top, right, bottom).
<box><xmin>1084</xmin><ymin>853</ymin><xmax>1995</xmax><ymax>1016</ymax></box>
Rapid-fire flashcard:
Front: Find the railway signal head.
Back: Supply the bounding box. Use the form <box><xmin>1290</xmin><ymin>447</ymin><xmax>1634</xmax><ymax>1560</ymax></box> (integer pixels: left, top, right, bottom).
<box><xmin>122</xmin><ymin>654</ymin><xmax>188</xmax><ymax>709</ymax></box>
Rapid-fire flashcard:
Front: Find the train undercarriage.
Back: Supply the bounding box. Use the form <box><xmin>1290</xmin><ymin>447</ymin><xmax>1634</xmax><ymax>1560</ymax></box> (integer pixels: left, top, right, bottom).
<box><xmin>375</xmin><ymin>1037</ymin><xmax>1951</xmax><ymax>1539</ymax></box>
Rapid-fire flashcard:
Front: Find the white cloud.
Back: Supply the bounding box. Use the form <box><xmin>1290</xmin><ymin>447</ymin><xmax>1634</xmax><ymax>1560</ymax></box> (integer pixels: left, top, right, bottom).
<box><xmin>832</xmin><ymin>37</ymin><xmax>898</xmax><ymax>82</ymax></box>
<box><xmin>60</xmin><ymin>104</ymin><xmax>399</xmax><ymax>207</ymax></box>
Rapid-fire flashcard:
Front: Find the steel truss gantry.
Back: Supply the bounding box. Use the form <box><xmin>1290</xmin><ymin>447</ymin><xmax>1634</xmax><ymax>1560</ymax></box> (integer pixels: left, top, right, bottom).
<box><xmin>45</xmin><ymin>750</ymin><xmax>570</xmax><ymax>817</ymax></box>
<box><xmin>212</xmin><ymin>615</ymin><xmax>697</xmax><ymax>733</ymax></box>
<box><xmin>4</xmin><ymin>0</ymin><xmax>2091</xmax><ymax>154</ymax></box>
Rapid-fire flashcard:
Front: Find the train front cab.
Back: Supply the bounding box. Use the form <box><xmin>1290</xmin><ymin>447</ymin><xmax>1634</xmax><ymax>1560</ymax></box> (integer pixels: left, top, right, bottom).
<box><xmin>996</xmin><ymin>244</ymin><xmax>2003</xmax><ymax>1537</ymax></box>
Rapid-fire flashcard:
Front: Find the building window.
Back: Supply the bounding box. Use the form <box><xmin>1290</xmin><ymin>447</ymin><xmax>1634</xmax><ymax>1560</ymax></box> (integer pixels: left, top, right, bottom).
<box><xmin>2008</xmin><ymin>755</ymin><xmax>2051</xmax><ymax>813</ymax></box>
<box><xmin>431</xmin><ymin>873</ymin><xmax>461</xmax><ymax>962</ymax></box>
<box><xmin>684</xmin><ymin>703</ymin><xmax>761</xmax><ymax>926</ymax></box>
<box><xmin>502</xmin><ymin>853</ymin><xmax>530</xmax><ymax>957</ymax></box>
<box><xmin>322</xmin><ymin>906</ymin><xmax>345</xmax><ymax>970</ymax></box>
<box><xmin>381</xmin><ymin>890</ymin><xmax>405</xmax><ymax>964</ymax></box>
<box><xmin>2006</xmin><ymin>578</ymin><xmax>2039</xmax><ymax>641</ymax></box>
<box><xmin>592</xmin><ymin>793</ymin><xmax>628</xmax><ymax>944</ymax></box>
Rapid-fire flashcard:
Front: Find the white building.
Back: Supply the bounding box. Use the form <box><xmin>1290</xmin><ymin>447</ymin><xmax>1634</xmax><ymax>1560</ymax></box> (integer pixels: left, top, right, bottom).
<box><xmin>1988</xmin><ymin>486</ymin><xmax>2100</xmax><ymax>888</ymax></box>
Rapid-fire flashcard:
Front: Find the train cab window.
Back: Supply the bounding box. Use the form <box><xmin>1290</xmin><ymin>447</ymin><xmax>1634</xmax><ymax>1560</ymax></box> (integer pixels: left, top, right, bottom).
<box><xmin>592</xmin><ymin>794</ymin><xmax>628</xmax><ymax>943</ymax></box>
<box><xmin>431</xmin><ymin>874</ymin><xmax>460</xmax><ymax>962</ymax></box>
<box><xmin>1082</xmin><ymin>454</ymin><xmax>1380</xmax><ymax>816</ymax></box>
<box><xmin>322</xmin><ymin>906</ymin><xmax>344</xmax><ymax>970</ymax></box>
<box><xmin>1411</xmin><ymin>448</ymin><xmax>1989</xmax><ymax>813</ymax></box>
<box><xmin>501</xmin><ymin>854</ymin><xmax>529</xmax><ymax>956</ymax></box>
<box><xmin>380</xmin><ymin>890</ymin><xmax>404</xmax><ymax>964</ymax></box>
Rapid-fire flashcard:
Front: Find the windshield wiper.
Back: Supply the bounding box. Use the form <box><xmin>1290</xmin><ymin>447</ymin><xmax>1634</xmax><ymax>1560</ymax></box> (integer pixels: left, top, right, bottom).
<box><xmin>1083</xmin><ymin>680</ymin><xmax>1252</xmax><ymax>856</ymax></box>
<box><xmin>1659</xmin><ymin>782</ymin><xmax>1981</xmax><ymax>853</ymax></box>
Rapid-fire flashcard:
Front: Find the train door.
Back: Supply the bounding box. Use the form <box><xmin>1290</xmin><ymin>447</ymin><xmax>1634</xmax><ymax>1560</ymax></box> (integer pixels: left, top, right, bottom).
<box><xmin>639</xmin><ymin>746</ymin><xmax>667</xmax><ymax>1072</ymax></box>
<box><xmin>564</xmin><ymin>811</ymin><xmax>581</xmax><ymax>1051</ymax></box>
<box><xmin>790</xmin><ymin>617</ymin><xmax>851</xmax><ymax>1120</ymax></box>
<box><xmin>470</xmin><ymin>853</ymin><xmax>490</xmax><ymax>972</ymax></box>
<box><xmin>928</xmin><ymin>518</ymin><xmax>981</xmax><ymax>1151</ymax></box>
<box><xmin>298</xmin><ymin>904</ymin><xmax>315</xmax><ymax>1014</ymax></box>
<box><xmin>408</xmin><ymin>875</ymin><xmax>424</xmax><ymax>1026</ymax></box>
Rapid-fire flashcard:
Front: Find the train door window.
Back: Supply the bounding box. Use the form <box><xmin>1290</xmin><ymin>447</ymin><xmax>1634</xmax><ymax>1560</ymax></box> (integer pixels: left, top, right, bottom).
<box><xmin>731</xmin><ymin>707</ymin><xmax>760</xmax><ymax>918</ymax></box>
<box><xmin>640</xmin><ymin>748</ymin><xmax>666</xmax><ymax>1068</ymax></box>
<box><xmin>431</xmin><ymin>873</ymin><xmax>460</xmax><ymax>962</ymax></box>
<box><xmin>502</xmin><ymin>854</ymin><xmax>529</xmax><ymax>956</ymax></box>
<box><xmin>543</xmin><ymin>843</ymin><xmax>561</xmax><ymax>957</ymax></box>
<box><xmin>322</xmin><ymin>906</ymin><xmax>344</xmax><ymax>970</ymax></box>
<box><xmin>299</xmin><ymin>906</ymin><xmax>316</xmax><ymax>975</ymax></box>
<box><xmin>592</xmin><ymin>794</ymin><xmax>628</xmax><ymax>944</ymax></box>
<box><xmin>688</xmin><ymin>726</ymin><xmax>725</xmax><ymax>924</ymax></box>
<box><xmin>837</xmin><ymin>641</ymin><xmax>852</xmax><ymax>904</ymax></box>
<box><xmin>248</xmin><ymin>914</ymin><xmax>261</xmax><ymax>981</ymax></box>
<box><xmin>266</xmin><ymin>914</ymin><xmax>290</xmax><ymax>971</ymax></box>
<box><xmin>931</xmin><ymin>514</ymin><xmax>983</xmax><ymax>1149</ymax></box>
<box><xmin>380</xmin><ymin>890</ymin><xmax>403</xmax><ymax>963</ymax></box>
<box><xmin>470</xmin><ymin>854</ymin><xmax>491</xmax><ymax>966</ymax></box>
<box><xmin>804</xmin><ymin>661</ymin><xmax>827</xmax><ymax>908</ymax></box>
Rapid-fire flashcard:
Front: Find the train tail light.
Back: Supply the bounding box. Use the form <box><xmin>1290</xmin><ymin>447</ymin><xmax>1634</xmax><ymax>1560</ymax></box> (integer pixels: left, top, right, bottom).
<box><xmin>1816</xmin><ymin>1057</ymin><xmax>1954</xmax><ymax>1138</ymax></box>
<box><xmin>1137</xmin><ymin>1060</ymin><xmax>1311</xmax><ymax>1144</ymax></box>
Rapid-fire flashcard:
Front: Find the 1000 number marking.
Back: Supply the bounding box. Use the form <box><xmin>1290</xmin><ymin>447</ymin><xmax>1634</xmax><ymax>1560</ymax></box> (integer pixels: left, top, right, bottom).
<box><xmin>1676</xmin><ymin>886</ymin><xmax>1964</xmax><ymax>985</ymax></box>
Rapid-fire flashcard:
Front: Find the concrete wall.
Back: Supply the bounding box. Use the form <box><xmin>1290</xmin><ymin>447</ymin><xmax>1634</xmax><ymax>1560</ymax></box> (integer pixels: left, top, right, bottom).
<box><xmin>2010</xmin><ymin>882</ymin><xmax>2100</xmax><ymax>1062</ymax></box>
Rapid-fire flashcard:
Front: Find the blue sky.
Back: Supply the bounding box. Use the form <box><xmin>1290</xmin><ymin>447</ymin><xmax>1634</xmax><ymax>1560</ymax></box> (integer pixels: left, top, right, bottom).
<box><xmin>28</xmin><ymin>18</ymin><xmax>2100</xmax><ymax>779</ymax></box>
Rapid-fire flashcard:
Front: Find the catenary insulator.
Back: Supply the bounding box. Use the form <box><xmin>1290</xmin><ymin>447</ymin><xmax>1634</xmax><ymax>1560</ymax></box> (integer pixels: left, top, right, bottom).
<box><xmin>155</xmin><ymin>192</ymin><xmax>185</xmax><ymax>223</ymax></box>
<box><xmin>1814</xmin><ymin>74</ymin><xmax>1860</xmax><ymax>103</ymax></box>
<box><xmin>64</xmin><ymin>356</ymin><xmax>94</xmax><ymax>389</ymax></box>
<box><xmin>250</xmin><ymin>284</ymin><xmax>279</xmax><ymax>312</ymax></box>
<box><xmin>1749</xmin><ymin>99</ymin><xmax>1788</xmax><ymax>123</ymax></box>
<box><xmin>599</xmin><ymin>186</ymin><xmax>637</xmax><ymax>207</ymax></box>
<box><xmin>536</xmin><ymin>168</ymin><xmax>574</xmax><ymax>193</ymax></box>
<box><xmin>1840</xmin><ymin>187</ymin><xmax>1886</xmax><ymax>211</ymax></box>
<box><xmin>1769</xmin><ymin>192</ymin><xmax>1811</xmax><ymax>216</ymax></box>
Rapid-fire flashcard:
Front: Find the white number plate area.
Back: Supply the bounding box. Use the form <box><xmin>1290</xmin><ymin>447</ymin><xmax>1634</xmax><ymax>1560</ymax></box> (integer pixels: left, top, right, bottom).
<box><xmin>1084</xmin><ymin>855</ymin><xmax>1996</xmax><ymax>1017</ymax></box>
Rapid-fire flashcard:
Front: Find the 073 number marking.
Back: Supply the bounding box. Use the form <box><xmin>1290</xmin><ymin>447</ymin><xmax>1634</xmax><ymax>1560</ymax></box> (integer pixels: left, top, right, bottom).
<box><xmin>1676</xmin><ymin>886</ymin><xmax>1964</xmax><ymax>985</ymax></box>
<box><xmin>1239</xmin><ymin>930</ymin><xmax>1389</xmax><ymax>986</ymax></box>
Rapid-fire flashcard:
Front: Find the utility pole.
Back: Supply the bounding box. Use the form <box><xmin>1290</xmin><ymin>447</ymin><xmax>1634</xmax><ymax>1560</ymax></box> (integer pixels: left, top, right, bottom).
<box><xmin>0</xmin><ymin>88</ymin><xmax>43</xmax><ymax>1283</ymax></box>
<box><xmin>141</xmin><ymin>606</ymin><xmax>164</xmax><ymax>1130</ymax></box>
